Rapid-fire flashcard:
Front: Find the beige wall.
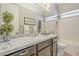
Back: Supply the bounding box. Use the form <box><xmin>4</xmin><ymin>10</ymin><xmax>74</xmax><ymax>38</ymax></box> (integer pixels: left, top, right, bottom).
<box><xmin>41</xmin><ymin>20</ymin><xmax>57</xmax><ymax>34</ymax></box>
<box><xmin>18</xmin><ymin>6</ymin><xmax>41</xmax><ymax>34</ymax></box>
<box><xmin>58</xmin><ymin>16</ymin><xmax>79</xmax><ymax>45</ymax></box>
<box><xmin>41</xmin><ymin>15</ymin><xmax>79</xmax><ymax>45</ymax></box>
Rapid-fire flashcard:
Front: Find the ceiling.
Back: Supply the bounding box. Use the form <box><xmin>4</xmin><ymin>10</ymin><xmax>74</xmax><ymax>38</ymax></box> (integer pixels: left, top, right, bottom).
<box><xmin>16</xmin><ymin>3</ymin><xmax>79</xmax><ymax>18</ymax></box>
<box><xmin>58</xmin><ymin>3</ymin><xmax>79</xmax><ymax>13</ymax></box>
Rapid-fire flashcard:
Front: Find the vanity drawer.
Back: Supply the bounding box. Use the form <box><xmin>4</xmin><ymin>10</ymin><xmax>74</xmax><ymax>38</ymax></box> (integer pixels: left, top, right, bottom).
<box><xmin>10</xmin><ymin>46</ymin><xmax>35</xmax><ymax>56</ymax></box>
<box><xmin>38</xmin><ymin>40</ymin><xmax>50</xmax><ymax>51</ymax></box>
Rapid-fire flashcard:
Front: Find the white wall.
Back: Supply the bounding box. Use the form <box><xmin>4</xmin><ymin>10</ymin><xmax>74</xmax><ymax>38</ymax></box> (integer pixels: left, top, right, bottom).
<box><xmin>0</xmin><ymin>3</ymin><xmax>19</xmax><ymax>34</ymax></box>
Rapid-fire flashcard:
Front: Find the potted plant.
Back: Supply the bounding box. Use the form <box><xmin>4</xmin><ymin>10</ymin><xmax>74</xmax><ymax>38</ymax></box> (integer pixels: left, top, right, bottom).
<box><xmin>0</xmin><ymin>11</ymin><xmax>14</xmax><ymax>42</ymax></box>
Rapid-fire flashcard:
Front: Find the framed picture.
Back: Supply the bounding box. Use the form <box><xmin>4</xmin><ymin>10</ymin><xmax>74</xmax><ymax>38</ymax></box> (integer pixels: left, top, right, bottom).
<box><xmin>24</xmin><ymin>17</ymin><xmax>36</xmax><ymax>25</ymax></box>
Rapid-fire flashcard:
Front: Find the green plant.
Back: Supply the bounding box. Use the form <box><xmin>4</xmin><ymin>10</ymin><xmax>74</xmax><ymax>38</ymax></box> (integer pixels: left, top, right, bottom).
<box><xmin>2</xmin><ymin>11</ymin><xmax>14</xmax><ymax>23</ymax></box>
<box><xmin>1</xmin><ymin>23</ymin><xmax>14</xmax><ymax>35</ymax></box>
<box><xmin>0</xmin><ymin>11</ymin><xmax>14</xmax><ymax>35</ymax></box>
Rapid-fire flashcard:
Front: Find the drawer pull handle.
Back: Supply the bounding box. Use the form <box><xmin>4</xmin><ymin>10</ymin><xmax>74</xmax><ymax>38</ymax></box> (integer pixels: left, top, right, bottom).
<box><xmin>19</xmin><ymin>51</ymin><xmax>29</xmax><ymax>56</ymax></box>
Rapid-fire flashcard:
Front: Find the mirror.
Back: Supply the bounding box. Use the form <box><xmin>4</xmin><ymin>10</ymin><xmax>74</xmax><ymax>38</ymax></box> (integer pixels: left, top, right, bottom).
<box><xmin>24</xmin><ymin>17</ymin><xmax>37</xmax><ymax>35</ymax></box>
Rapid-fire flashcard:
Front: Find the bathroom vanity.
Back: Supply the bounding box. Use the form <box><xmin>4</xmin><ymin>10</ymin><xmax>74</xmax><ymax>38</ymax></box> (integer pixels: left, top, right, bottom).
<box><xmin>0</xmin><ymin>34</ymin><xmax>57</xmax><ymax>56</ymax></box>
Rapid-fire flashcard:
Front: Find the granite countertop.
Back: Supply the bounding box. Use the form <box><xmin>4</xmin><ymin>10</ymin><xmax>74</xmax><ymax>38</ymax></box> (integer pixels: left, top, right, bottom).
<box><xmin>0</xmin><ymin>34</ymin><xmax>57</xmax><ymax>56</ymax></box>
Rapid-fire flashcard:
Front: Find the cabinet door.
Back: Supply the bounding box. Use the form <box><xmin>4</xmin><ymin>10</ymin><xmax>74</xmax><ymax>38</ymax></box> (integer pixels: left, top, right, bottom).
<box><xmin>38</xmin><ymin>46</ymin><xmax>51</xmax><ymax>56</ymax></box>
<box><xmin>38</xmin><ymin>40</ymin><xmax>50</xmax><ymax>51</ymax></box>
<box><xmin>37</xmin><ymin>40</ymin><xmax>51</xmax><ymax>56</ymax></box>
<box><xmin>10</xmin><ymin>46</ymin><xmax>36</xmax><ymax>56</ymax></box>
